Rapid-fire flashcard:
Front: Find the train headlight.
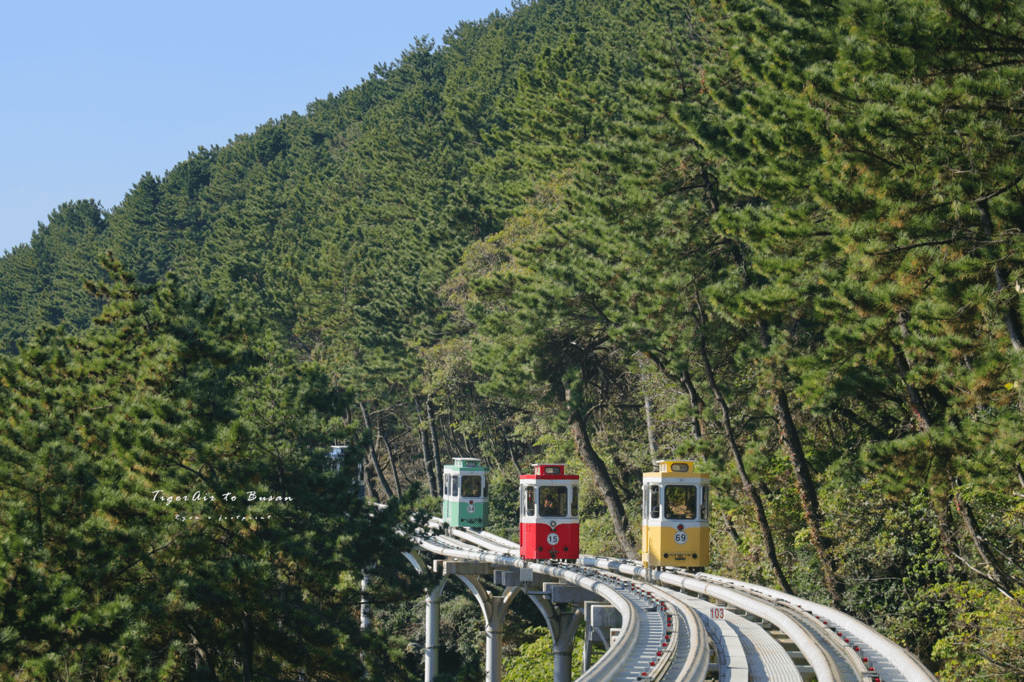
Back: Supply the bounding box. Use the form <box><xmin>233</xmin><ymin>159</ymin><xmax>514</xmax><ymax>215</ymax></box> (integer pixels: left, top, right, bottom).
<box><xmin>549</xmin><ymin>520</ymin><xmax>558</xmax><ymax>529</ymax></box>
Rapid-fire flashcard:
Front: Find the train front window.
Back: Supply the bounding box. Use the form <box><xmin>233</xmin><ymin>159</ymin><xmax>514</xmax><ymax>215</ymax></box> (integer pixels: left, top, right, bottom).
<box><xmin>539</xmin><ymin>486</ymin><xmax>568</xmax><ymax>517</ymax></box>
<box><xmin>523</xmin><ymin>486</ymin><xmax>535</xmax><ymax>517</ymax></box>
<box><xmin>462</xmin><ymin>476</ymin><xmax>482</xmax><ymax>498</ymax></box>
<box><xmin>665</xmin><ymin>485</ymin><xmax>697</xmax><ymax>520</ymax></box>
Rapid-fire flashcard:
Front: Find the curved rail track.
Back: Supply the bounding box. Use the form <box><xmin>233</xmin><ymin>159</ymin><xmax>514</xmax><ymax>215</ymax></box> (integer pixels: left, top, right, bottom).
<box><xmin>409</xmin><ymin>524</ymin><xmax>937</xmax><ymax>682</ymax></box>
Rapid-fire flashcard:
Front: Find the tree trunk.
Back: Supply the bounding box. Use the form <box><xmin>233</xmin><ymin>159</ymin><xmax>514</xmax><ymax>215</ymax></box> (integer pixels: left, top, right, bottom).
<box><xmin>242</xmin><ymin>613</ymin><xmax>254</xmax><ymax>682</ymax></box>
<box><xmin>426</xmin><ymin>399</ymin><xmax>444</xmax><ymax>486</ymax></box>
<box><xmin>359</xmin><ymin>402</ymin><xmax>393</xmax><ymax>500</ymax></box>
<box><xmin>893</xmin><ymin>341</ymin><xmax>934</xmax><ymax>430</ymax></box>
<box><xmin>644</xmin><ymin>395</ymin><xmax>657</xmax><ymax>459</ymax></box>
<box><xmin>755</xmin><ymin>319</ymin><xmax>841</xmax><ymax>604</ymax></box>
<box><xmin>953</xmin><ymin>483</ymin><xmax>1021</xmax><ymax>603</ymax></box>
<box><xmin>363</xmin><ymin>462</ymin><xmax>378</xmax><ymax>503</ymax></box>
<box><xmin>502</xmin><ymin>427</ymin><xmax>522</xmax><ymax>473</ymax></box>
<box><xmin>695</xmin><ymin>310</ymin><xmax>792</xmax><ymax>594</ymax></box>
<box><xmin>564</xmin><ymin>380</ymin><xmax>638</xmax><ymax>560</ymax></box>
<box><xmin>680</xmin><ymin>370</ymin><xmax>705</xmax><ymax>440</ymax></box>
<box><xmin>730</xmin><ymin>237</ymin><xmax>837</xmax><ymax>602</ymax></box>
<box><xmin>413</xmin><ymin>398</ymin><xmax>438</xmax><ymax>496</ymax></box>
<box><xmin>773</xmin><ymin>386</ymin><xmax>843</xmax><ymax>607</ymax></box>
<box><xmin>978</xmin><ymin>197</ymin><xmax>1024</xmax><ymax>351</ymax></box>
<box><xmin>935</xmin><ymin>496</ymin><xmax>964</xmax><ymax>571</ymax></box>
<box><xmin>377</xmin><ymin>416</ymin><xmax>402</xmax><ymax>501</ymax></box>
<box><xmin>420</xmin><ymin>429</ymin><xmax>437</xmax><ymax>496</ymax></box>
<box><xmin>893</xmin><ymin>311</ymin><xmax>970</xmax><ymax>575</ymax></box>
<box><xmin>723</xmin><ymin>513</ymin><xmax>743</xmax><ymax>548</ymax></box>
<box><xmin>647</xmin><ymin>352</ymin><xmax>704</xmax><ymax>439</ymax></box>
<box><xmin>440</xmin><ymin>415</ymin><xmax>463</xmax><ymax>459</ymax></box>
<box><xmin>187</xmin><ymin>621</ymin><xmax>220</xmax><ymax>682</ymax></box>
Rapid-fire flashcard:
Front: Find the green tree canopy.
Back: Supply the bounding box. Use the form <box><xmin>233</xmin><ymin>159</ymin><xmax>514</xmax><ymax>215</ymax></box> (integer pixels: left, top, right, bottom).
<box><xmin>0</xmin><ymin>259</ymin><xmax>417</xmax><ymax>680</ymax></box>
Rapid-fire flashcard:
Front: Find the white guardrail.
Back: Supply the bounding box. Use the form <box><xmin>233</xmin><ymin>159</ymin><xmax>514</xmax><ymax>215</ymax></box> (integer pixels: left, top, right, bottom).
<box><xmin>410</xmin><ymin>533</ymin><xmax>642</xmax><ymax>682</ymax></box>
<box><xmin>413</xmin><ymin>524</ymin><xmax>937</xmax><ymax>682</ymax></box>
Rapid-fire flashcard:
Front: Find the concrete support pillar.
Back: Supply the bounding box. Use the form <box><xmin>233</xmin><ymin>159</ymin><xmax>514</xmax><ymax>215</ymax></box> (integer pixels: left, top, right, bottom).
<box><xmin>484</xmin><ymin>614</ymin><xmax>503</xmax><ymax>682</ymax></box>
<box><xmin>424</xmin><ymin>578</ymin><xmax>448</xmax><ymax>682</ymax></box>
<box><xmin>529</xmin><ymin>583</ymin><xmax>589</xmax><ymax>682</ymax></box>
<box><xmin>460</xmin><ymin>575</ymin><xmax>520</xmax><ymax>682</ymax></box>
<box><xmin>582</xmin><ymin>630</ymin><xmax>592</xmax><ymax>673</ymax></box>
<box><xmin>360</xmin><ymin>572</ymin><xmax>372</xmax><ymax>631</ymax></box>
<box><xmin>550</xmin><ymin>609</ymin><xmax>584</xmax><ymax>682</ymax></box>
<box><xmin>583</xmin><ymin>602</ymin><xmax>621</xmax><ymax>672</ymax></box>
<box><xmin>400</xmin><ymin>551</ymin><xmax>450</xmax><ymax>682</ymax></box>
<box><xmin>436</xmin><ymin>560</ymin><xmax>520</xmax><ymax>682</ymax></box>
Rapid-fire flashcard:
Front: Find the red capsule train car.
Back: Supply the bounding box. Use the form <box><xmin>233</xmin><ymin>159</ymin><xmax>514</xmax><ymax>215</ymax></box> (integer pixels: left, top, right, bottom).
<box><xmin>519</xmin><ymin>463</ymin><xmax>580</xmax><ymax>561</ymax></box>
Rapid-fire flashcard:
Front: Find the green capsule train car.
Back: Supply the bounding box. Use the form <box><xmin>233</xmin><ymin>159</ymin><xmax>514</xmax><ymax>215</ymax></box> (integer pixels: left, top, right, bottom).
<box><xmin>442</xmin><ymin>458</ymin><xmax>489</xmax><ymax>528</ymax></box>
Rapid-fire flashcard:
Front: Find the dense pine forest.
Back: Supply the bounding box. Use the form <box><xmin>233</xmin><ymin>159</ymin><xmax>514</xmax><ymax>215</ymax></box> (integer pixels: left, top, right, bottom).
<box><xmin>1</xmin><ymin>0</ymin><xmax>1022</xmax><ymax>679</ymax></box>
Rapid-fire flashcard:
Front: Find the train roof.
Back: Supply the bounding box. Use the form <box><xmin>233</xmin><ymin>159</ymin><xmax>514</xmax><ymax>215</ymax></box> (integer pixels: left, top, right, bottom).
<box><xmin>444</xmin><ymin>458</ymin><xmax>488</xmax><ymax>471</ymax></box>
<box><xmin>521</xmin><ymin>463</ymin><xmax>578</xmax><ymax>481</ymax></box>
<box><xmin>643</xmin><ymin>459</ymin><xmax>709</xmax><ymax>479</ymax></box>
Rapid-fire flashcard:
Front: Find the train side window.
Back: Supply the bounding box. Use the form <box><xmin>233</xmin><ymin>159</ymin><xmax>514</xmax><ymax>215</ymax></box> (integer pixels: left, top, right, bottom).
<box><xmin>650</xmin><ymin>485</ymin><xmax>660</xmax><ymax>518</ymax></box>
<box><xmin>665</xmin><ymin>485</ymin><xmax>696</xmax><ymax>520</ymax></box>
<box><xmin>483</xmin><ymin>477</ymin><xmax>489</xmax><ymax>498</ymax></box>
<box><xmin>539</xmin><ymin>486</ymin><xmax>568</xmax><ymax>517</ymax></box>
<box><xmin>570</xmin><ymin>486</ymin><xmax>579</xmax><ymax>517</ymax></box>
<box><xmin>444</xmin><ymin>474</ymin><xmax>450</xmax><ymax>497</ymax></box>
<box><xmin>524</xmin><ymin>486</ymin><xmax>535</xmax><ymax>517</ymax></box>
<box><xmin>701</xmin><ymin>487</ymin><xmax>709</xmax><ymax>520</ymax></box>
<box><xmin>462</xmin><ymin>476</ymin><xmax>482</xmax><ymax>498</ymax></box>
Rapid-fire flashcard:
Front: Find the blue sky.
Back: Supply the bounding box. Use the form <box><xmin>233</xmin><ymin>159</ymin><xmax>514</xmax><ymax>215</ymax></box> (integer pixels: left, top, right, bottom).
<box><xmin>1</xmin><ymin>0</ymin><xmax>507</xmax><ymax>256</ymax></box>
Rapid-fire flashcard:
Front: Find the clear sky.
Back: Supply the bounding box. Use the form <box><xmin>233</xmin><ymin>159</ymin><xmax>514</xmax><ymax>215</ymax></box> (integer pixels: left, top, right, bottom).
<box><xmin>1</xmin><ymin>0</ymin><xmax>508</xmax><ymax>256</ymax></box>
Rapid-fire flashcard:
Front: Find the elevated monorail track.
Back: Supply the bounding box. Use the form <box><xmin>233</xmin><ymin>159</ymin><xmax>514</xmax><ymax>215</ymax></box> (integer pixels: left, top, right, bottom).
<box><xmin>408</xmin><ymin>524</ymin><xmax>938</xmax><ymax>682</ymax></box>
<box><xmin>411</xmin><ymin>528</ymin><xmax>699</xmax><ymax>682</ymax></box>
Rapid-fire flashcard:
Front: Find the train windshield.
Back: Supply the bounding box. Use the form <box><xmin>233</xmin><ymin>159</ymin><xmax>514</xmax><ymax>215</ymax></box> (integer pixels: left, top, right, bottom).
<box><xmin>462</xmin><ymin>476</ymin><xmax>482</xmax><ymax>498</ymax></box>
<box><xmin>539</xmin><ymin>486</ymin><xmax>568</xmax><ymax>517</ymax></box>
<box><xmin>665</xmin><ymin>485</ymin><xmax>697</xmax><ymax>520</ymax></box>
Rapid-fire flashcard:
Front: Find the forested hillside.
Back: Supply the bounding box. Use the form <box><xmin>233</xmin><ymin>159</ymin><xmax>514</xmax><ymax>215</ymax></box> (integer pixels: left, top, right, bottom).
<box><xmin>2</xmin><ymin>0</ymin><xmax>1022</xmax><ymax>680</ymax></box>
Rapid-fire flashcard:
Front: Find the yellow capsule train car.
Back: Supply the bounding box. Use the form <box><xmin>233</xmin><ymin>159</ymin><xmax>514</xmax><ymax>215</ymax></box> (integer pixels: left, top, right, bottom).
<box><xmin>641</xmin><ymin>460</ymin><xmax>710</xmax><ymax>569</ymax></box>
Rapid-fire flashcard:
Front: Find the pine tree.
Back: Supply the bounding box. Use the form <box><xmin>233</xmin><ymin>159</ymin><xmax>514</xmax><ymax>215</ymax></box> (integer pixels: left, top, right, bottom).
<box><xmin>0</xmin><ymin>259</ymin><xmax>418</xmax><ymax>679</ymax></box>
